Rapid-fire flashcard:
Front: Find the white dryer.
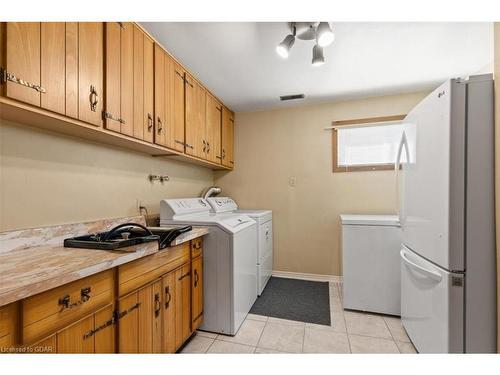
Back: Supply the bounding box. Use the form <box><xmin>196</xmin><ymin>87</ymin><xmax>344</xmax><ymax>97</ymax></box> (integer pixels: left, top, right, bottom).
<box><xmin>160</xmin><ymin>198</ymin><xmax>257</xmax><ymax>335</ymax></box>
<box><xmin>206</xmin><ymin>197</ymin><xmax>273</xmax><ymax>296</ymax></box>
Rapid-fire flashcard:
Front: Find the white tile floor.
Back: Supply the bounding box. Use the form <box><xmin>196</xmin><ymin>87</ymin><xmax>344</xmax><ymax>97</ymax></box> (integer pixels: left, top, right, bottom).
<box><xmin>181</xmin><ymin>281</ymin><xmax>417</xmax><ymax>354</ymax></box>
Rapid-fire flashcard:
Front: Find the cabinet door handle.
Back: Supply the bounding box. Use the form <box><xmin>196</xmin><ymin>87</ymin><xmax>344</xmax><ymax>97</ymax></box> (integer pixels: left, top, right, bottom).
<box><xmin>89</xmin><ymin>85</ymin><xmax>98</xmax><ymax>112</ymax></box>
<box><xmin>0</xmin><ymin>68</ymin><xmax>46</xmax><ymax>93</ymax></box>
<box><xmin>178</xmin><ymin>271</ymin><xmax>190</xmax><ymax>281</ymax></box>
<box><xmin>202</xmin><ymin>140</ymin><xmax>207</xmax><ymax>152</ymax></box>
<box><xmin>147</xmin><ymin>113</ymin><xmax>153</xmax><ymax>131</ymax></box>
<box><xmin>154</xmin><ymin>292</ymin><xmax>161</xmax><ymax>317</ymax></box>
<box><xmin>194</xmin><ymin>269</ymin><xmax>199</xmax><ymax>287</ymax></box>
<box><xmin>157</xmin><ymin>117</ymin><xmax>163</xmax><ymax>133</ymax></box>
<box><xmin>206</xmin><ymin>141</ymin><xmax>210</xmax><ymax>153</ymax></box>
<box><xmin>222</xmin><ymin>149</ymin><xmax>226</xmax><ymax>159</ymax></box>
<box><xmin>164</xmin><ymin>286</ymin><xmax>172</xmax><ymax>308</ymax></box>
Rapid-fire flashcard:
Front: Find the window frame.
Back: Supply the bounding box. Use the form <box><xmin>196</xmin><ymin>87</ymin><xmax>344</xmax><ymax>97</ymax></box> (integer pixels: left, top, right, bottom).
<box><xmin>331</xmin><ymin>114</ymin><xmax>407</xmax><ymax>173</ymax></box>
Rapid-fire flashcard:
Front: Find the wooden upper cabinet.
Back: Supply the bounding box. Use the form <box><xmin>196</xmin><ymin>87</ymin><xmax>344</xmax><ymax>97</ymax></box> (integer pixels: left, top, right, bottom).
<box><xmin>185</xmin><ymin>74</ymin><xmax>206</xmax><ymax>158</ymax></box>
<box><xmin>154</xmin><ymin>44</ymin><xmax>166</xmax><ymax>147</ymax></box>
<box><xmin>206</xmin><ymin>94</ymin><xmax>222</xmax><ymax>164</ymax></box>
<box><xmin>143</xmin><ymin>34</ymin><xmax>155</xmax><ymax>143</ymax></box>
<box><xmin>154</xmin><ymin>45</ymin><xmax>183</xmax><ymax>150</ymax></box>
<box><xmin>104</xmin><ymin>22</ymin><xmax>133</xmax><ymax>134</ymax></box>
<box><xmin>4</xmin><ymin>22</ymin><xmax>41</xmax><ymax>106</ymax></box>
<box><xmin>65</xmin><ymin>22</ymin><xmax>79</xmax><ymax>119</ymax></box>
<box><xmin>41</xmin><ymin>23</ymin><xmax>65</xmax><ymax>114</ymax></box>
<box><xmin>172</xmin><ymin>62</ymin><xmax>185</xmax><ymax>152</ymax></box>
<box><xmin>78</xmin><ymin>22</ymin><xmax>103</xmax><ymax>127</ymax></box>
<box><xmin>221</xmin><ymin>107</ymin><xmax>234</xmax><ymax>168</ymax></box>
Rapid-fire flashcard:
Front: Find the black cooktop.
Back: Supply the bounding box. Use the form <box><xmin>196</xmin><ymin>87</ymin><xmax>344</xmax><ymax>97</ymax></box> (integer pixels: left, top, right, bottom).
<box><xmin>64</xmin><ymin>223</ymin><xmax>192</xmax><ymax>251</ymax></box>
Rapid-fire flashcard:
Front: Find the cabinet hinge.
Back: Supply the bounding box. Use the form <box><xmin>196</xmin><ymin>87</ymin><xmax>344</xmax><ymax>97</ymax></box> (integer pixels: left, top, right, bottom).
<box><xmin>103</xmin><ymin>111</ymin><xmax>125</xmax><ymax>124</ymax></box>
<box><xmin>83</xmin><ymin>315</ymin><xmax>116</xmax><ymax>340</ymax></box>
<box><xmin>178</xmin><ymin>271</ymin><xmax>191</xmax><ymax>281</ymax></box>
<box><xmin>116</xmin><ymin>302</ymin><xmax>141</xmax><ymax>320</ymax></box>
<box><xmin>0</xmin><ymin>67</ymin><xmax>46</xmax><ymax>93</ymax></box>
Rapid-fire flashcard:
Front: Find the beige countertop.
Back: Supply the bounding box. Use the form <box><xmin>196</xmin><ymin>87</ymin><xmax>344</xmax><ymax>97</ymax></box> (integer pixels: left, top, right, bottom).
<box><xmin>0</xmin><ymin>217</ymin><xmax>209</xmax><ymax>307</ymax></box>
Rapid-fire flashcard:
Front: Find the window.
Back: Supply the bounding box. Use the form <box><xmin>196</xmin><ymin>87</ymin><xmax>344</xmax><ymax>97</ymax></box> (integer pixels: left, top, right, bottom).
<box><xmin>332</xmin><ymin>115</ymin><xmax>407</xmax><ymax>172</ymax></box>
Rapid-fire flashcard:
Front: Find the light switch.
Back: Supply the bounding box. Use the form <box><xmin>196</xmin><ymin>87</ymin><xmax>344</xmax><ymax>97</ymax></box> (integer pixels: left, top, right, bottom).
<box><xmin>289</xmin><ymin>176</ymin><xmax>297</xmax><ymax>187</ymax></box>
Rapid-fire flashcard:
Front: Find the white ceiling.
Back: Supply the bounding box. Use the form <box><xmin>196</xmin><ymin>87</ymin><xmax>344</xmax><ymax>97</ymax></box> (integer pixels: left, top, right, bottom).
<box><xmin>141</xmin><ymin>22</ymin><xmax>493</xmax><ymax>112</ymax></box>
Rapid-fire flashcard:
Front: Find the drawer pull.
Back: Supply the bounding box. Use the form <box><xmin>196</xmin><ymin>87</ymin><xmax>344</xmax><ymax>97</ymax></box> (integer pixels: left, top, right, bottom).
<box><xmin>178</xmin><ymin>271</ymin><xmax>190</xmax><ymax>281</ymax></box>
<box><xmin>164</xmin><ymin>286</ymin><xmax>172</xmax><ymax>308</ymax></box>
<box><xmin>0</xmin><ymin>68</ymin><xmax>46</xmax><ymax>93</ymax></box>
<box><xmin>58</xmin><ymin>287</ymin><xmax>92</xmax><ymax>311</ymax></box>
<box><xmin>194</xmin><ymin>269</ymin><xmax>199</xmax><ymax>287</ymax></box>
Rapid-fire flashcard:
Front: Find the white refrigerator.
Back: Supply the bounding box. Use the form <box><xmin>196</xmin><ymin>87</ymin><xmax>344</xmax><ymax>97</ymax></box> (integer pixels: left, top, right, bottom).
<box><xmin>397</xmin><ymin>75</ymin><xmax>496</xmax><ymax>353</ymax></box>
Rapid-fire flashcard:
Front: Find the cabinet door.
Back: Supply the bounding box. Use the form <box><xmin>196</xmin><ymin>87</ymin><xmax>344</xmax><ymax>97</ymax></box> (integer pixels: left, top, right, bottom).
<box><xmin>120</xmin><ymin>22</ymin><xmax>134</xmax><ymax>136</ymax></box>
<box><xmin>191</xmin><ymin>256</ymin><xmax>204</xmax><ymax>331</ymax></box>
<box><xmin>117</xmin><ymin>292</ymin><xmax>139</xmax><ymax>353</ymax></box>
<box><xmin>65</xmin><ymin>22</ymin><xmax>79</xmax><ymax>119</ymax></box>
<box><xmin>206</xmin><ymin>94</ymin><xmax>222</xmax><ymax>164</ymax></box>
<box><xmin>57</xmin><ymin>314</ymin><xmax>94</xmax><ymax>353</ymax></box>
<box><xmin>175</xmin><ymin>264</ymin><xmax>192</xmax><ymax>348</ymax></box>
<box><xmin>133</xmin><ymin>25</ymin><xmax>144</xmax><ymax>140</ymax></box>
<box><xmin>161</xmin><ymin>270</ymin><xmax>176</xmax><ymax>353</ymax></box>
<box><xmin>154</xmin><ymin>44</ymin><xmax>166</xmax><ymax>146</ymax></box>
<box><xmin>221</xmin><ymin>107</ymin><xmax>234</xmax><ymax>168</ymax></box>
<box><xmin>118</xmin><ymin>281</ymin><xmax>161</xmax><ymax>354</ymax></box>
<box><xmin>104</xmin><ymin>22</ymin><xmax>121</xmax><ymax>132</ymax></box>
<box><xmin>185</xmin><ymin>74</ymin><xmax>206</xmax><ymax>158</ymax></box>
<box><xmin>94</xmin><ymin>304</ymin><xmax>115</xmax><ymax>353</ymax></box>
<box><xmin>40</xmin><ymin>22</ymin><xmax>65</xmax><ymax>114</ymax></box>
<box><xmin>5</xmin><ymin>22</ymin><xmax>41</xmax><ymax>106</ymax></box>
<box><xmin>143</xmin><ymin>35</ymin><xmax>154</xmax><ymax>142</ymax></box>
<box><xmin>163</xmin><ymin>52</ymin><xmax>175</xmax><ymax>149</ymax></box>
<box><xmin>172</xmin><ymin>63</ymin><xmax>185</xmax><ymax>152</ymax></box>
<box><xmin>78</xmin><ymin>22</ymin><xmax>103</xmax><ymax>127</ymax></box>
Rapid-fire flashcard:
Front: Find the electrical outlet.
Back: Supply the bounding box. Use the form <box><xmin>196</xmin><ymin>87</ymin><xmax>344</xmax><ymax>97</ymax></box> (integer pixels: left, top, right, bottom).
<box><xmin>289</xmin><ymin>176</ymin><xmax>297</xmax><ymax>187</ymax></box>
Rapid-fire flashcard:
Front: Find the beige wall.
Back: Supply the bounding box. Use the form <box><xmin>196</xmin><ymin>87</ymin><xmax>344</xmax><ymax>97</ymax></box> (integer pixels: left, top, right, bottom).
<box><xmin>215</xmin><ymin>91</ymin><xmax>428</xmax><ymax>276</ymax></box>
<box><xmin>0</xmin><ymin>120</ymin><xmax>214</xmax><ymax>231</ymax></box>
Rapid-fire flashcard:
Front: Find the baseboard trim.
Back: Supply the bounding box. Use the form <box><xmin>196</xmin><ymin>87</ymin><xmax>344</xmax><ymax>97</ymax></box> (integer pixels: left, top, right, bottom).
<box><xmin>272</xmin><ymin>270</ymin><xmax>342</xmax><ymax>283</ymax></box>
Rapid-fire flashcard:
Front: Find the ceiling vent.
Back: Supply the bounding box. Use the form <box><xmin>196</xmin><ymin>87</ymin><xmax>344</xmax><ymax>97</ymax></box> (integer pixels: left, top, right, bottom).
<box><xmin>280</xmin><ymin>94</ymin><xmax>305</xmax><ymax>101</ymax></box>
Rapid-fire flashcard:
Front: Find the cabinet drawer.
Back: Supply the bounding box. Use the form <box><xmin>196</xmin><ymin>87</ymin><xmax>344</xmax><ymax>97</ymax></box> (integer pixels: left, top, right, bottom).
<box><xmin>191</xmin><ymin>237</ymin><xmax>203</xmax><ymax>259</ymax></box>
<box><xmin>118</xmin><ymin>242</ymin><xmax>190</xmax><ymax>296</ymax></box>
<box><xmin>22</xmin><ymin>269</ymin><xmax>114</xmax><ymax>344</ymax></box>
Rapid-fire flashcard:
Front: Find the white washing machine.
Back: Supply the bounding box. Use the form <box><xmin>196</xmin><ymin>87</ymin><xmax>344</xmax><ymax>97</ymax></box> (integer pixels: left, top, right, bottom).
<box><xmin>341</xmin><ymin>214</ymin><xmax>401</xmax><ymax>316</ymax></box>
<box><xmin>160</xmin><ymin>198</ymin><xmax>258</xmax><ymax>335</ymax></box>
<box><xmin>206</xmin><ymin>197</ymin><xmax>273</xmax><ymax>296</ymax></box>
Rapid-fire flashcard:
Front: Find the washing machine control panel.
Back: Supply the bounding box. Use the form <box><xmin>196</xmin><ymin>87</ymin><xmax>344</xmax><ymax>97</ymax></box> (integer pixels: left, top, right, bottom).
<box><xmin>161</xmin><ymin>198</ymin><xmax>210</xmax><ymax>218</ymax></box>
<box><xmin>206</xmin><ymin>197</ymin><xmax>238</xmax><ymax>213</ymax></box>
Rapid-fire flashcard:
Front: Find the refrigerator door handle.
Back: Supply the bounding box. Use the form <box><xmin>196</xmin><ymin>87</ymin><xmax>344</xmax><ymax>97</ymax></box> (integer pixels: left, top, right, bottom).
<box><xmin>395</xmin><ymin>131</ymin><xmax>410</xmax><ymax>226</ymax></box>
<box><xmin>400</xmin><ymin>248</ymin><xmax>442</xmax><ymax>282</ymax></box>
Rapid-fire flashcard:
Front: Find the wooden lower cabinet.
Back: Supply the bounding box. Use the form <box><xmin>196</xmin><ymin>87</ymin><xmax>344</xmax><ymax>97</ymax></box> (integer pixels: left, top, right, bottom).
<box><xmin>175</xmin><ymin>264</ymin><xmax>192</xmax><ymax>349</ymax></box>
<box><xmin>0</xmin><ymin>238</ymin><xmax>204</xmax><ymax>354</ymax></box>
<box><xmin>117</xmin><ymin>280</ymin><xmax>162</xmax><ymax>353</ymax></box>
<box><xmin>27</xmin><ymin>304</ymin><xmax>115</xmax><ymax>354</ymax></box>
<box><xmin>191</xmin><ymin>256</ymin><xmax>203</xmax><ymax>331</ymax></box>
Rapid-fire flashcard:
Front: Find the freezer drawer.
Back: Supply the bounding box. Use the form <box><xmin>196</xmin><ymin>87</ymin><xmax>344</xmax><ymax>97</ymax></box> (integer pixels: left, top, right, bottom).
<box><xmin>400</xmin><ymin>245</ymin><xmax>464</xmax><ymax>353</ymax></box>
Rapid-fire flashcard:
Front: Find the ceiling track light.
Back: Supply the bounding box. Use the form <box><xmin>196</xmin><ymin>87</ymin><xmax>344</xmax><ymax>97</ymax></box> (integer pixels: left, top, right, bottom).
<box><xmin>276</xmin><ymin>22</ymin><xmax>334</xmax><ymax>66</ymax></box>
